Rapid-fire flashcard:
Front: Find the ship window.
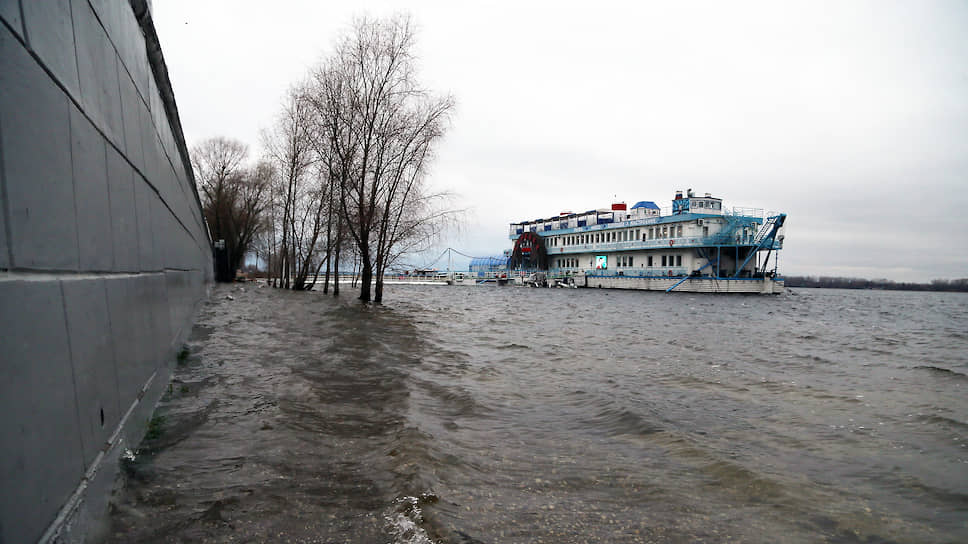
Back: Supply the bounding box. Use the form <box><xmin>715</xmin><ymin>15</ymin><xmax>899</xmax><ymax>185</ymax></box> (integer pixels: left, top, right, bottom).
<box><xmin>661</xmin><ymin>255</ymin><xmax>667</xmax><ymax>267</ymax></box>
<box><xmin>628</xmin><ymin>256</ymin><xmax>633</xmax><ymax>267</ymax></box>
<box><xmin>648</xmin><ymin>256</ymin><xmax>653</xmax><ymax>267</ymax></box>
<box><xmin>662</xmin><ymin>226</ymin><xmax>668</xmax><ymax>237</ymax></box>
<box><xmin>677</xmin><ymin>225</ymin><xmax>683</xmax><ymax>237</ymax></box>
<box><xmin>648</xmin><ymin>228</ymin><xmax>654</xmax><ymax>240</ymax></box>
<box><xmin>676</xmin><ymin>255</ymin><xmax>682</xmax><ymax>266</ymax></box>
<box><xmin>703</xmin><ymin>226</ymin><xmax>708</xmax><ymax>237</ymax></box>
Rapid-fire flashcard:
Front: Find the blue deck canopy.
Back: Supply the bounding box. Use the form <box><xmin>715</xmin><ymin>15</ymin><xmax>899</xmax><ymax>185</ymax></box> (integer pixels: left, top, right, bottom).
<box><xmin>632</xmin><ymin>201</ymin><xmax>660</xmax><ymax>210</ymax></box>
<box><xmin>469</xmin><ymin>256</ymin><xmax>510</xmax><ymax>272</ymax></box>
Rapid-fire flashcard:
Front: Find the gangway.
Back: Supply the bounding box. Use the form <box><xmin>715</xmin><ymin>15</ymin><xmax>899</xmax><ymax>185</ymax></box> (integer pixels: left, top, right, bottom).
<box><xmin>733</xmin><ymin>214</ymin><xmax>786</xmax><ymax>278</ymax></box>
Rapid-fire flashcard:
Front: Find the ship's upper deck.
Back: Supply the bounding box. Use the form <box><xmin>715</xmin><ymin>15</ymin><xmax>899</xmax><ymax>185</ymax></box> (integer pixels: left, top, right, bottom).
<box><xmin>509</xmin><ymin>190</ymin><xmax>771</xmax><ymax>239</ymax></box>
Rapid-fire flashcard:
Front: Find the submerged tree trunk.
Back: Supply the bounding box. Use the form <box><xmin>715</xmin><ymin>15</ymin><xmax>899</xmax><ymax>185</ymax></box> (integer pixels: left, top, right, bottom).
<box><xmin>359</xmin><ymin>257</ymin><xmax>373</xmax><ymax>302</ymax></box>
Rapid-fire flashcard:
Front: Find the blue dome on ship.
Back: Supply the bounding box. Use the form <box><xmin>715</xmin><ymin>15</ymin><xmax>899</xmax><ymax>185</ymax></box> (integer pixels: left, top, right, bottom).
<box><xmin>632</xmin><ymin>201</ymin><xmax>660</xmax><ymax>210</ymax></box>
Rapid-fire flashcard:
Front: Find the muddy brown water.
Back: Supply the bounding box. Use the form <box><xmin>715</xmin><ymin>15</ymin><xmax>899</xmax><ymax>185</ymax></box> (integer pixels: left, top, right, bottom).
<box><xmin>105</xmin><ymin>284</ymin><xmax>968</xmax><ymax>543</ymax></box>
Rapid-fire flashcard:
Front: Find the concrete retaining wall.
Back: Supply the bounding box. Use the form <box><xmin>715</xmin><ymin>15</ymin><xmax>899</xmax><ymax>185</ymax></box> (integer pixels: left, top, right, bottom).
<box><xmin>0</xmin><ymin>2</ymin><xmax>211</xmax><ymax>541</ymax></box>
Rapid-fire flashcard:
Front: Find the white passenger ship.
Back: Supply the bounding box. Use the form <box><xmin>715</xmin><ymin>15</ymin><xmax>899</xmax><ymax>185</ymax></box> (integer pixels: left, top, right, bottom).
<box><xmin>506</xmin><ymin>190</ymin><xmax>787</xmax><ymax>293</ymax></box>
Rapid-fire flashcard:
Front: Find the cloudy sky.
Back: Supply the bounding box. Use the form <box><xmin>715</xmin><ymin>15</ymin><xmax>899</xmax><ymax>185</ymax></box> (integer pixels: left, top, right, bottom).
<box><xmin>153</xmin><ymin>1</ymin><xmax>968</xmax><ymax>281</ymax></box>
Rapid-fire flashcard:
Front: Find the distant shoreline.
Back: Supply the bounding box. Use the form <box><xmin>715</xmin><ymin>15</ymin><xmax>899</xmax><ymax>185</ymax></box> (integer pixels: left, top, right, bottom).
<box><xmin>784</xmin><ymin>276</ymin><xmax>968</xmax><ymax>293</ymax></box>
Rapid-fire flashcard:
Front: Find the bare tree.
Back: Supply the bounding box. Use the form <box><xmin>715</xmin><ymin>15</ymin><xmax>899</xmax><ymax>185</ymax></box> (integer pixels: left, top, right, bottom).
<box><xmin>263</xmin><ymin>87</ymin><xmax>319</xmax><ymax>289</ymax></box>
<box><xmin>308</xmin><ymin>15</ymin><xmax>455</xmax><ymax>302</ymax></box>
<box><xmin>192</xmin><ymin>138</ymin><xmax>269</xmax><ymax>282</ymax></box>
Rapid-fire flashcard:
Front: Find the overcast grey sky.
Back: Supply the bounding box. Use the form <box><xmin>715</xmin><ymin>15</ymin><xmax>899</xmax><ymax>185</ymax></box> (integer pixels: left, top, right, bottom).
<box><xmin>154</xmin><ymin>1</ymin><xmax>968</xmax><ymax>281</ymax></box>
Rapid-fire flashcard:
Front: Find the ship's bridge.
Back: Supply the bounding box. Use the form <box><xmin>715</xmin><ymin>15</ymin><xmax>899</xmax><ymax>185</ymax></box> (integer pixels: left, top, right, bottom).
<box><xmin>672</xmin><ymin>189</ymin><xmax>723</xmax><ymax>215</ymax></box>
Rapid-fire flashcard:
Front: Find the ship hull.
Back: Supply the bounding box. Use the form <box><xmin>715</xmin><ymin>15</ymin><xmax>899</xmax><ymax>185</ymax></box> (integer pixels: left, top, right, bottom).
<box><xmin>582</xmin><ymin>275</ymin><xmax>785</xmax><ymax>294</ymax></box>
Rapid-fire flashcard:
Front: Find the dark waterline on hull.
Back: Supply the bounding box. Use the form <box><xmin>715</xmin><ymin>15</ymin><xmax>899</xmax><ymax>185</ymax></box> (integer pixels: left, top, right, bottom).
<box><xmin>106</xmin><ymin>285</ymin><xmax>968</xmax><ymax>543</ymax></box>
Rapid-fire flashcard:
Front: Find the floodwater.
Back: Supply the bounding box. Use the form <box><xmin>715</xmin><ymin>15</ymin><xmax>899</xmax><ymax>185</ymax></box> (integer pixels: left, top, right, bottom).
<box><xmin>106</xmin><ymin>284</ymin><xmax>968</xmax><ymax>543</ymax></box>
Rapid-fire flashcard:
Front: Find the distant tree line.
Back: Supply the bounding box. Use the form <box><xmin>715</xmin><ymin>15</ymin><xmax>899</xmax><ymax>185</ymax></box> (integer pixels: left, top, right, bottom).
<box><xmin>784</xmin><ymin>276</ymin><xmax>968</xmax><ymax>292</ymax></box>
<box><xmin>192</xmin><ymin>15</ymin><xmax>456</xmax><ymax>302</ymax></box>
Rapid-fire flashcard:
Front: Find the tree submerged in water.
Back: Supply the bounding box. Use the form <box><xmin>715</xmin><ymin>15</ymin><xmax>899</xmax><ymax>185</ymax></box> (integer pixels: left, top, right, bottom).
<box><xmin>260</xmin><ymin>14</ymin><xmax>456</xmax><ymax>302</ymax></box>
<box><xmin>192</xmin><ymin>137</ymin><xmax>271</xmax><ymax>282</ymax></box>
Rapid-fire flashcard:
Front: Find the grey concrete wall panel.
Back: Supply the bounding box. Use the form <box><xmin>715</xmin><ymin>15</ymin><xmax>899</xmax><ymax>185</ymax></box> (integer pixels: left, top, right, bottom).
<box><xmin>165</xmin><ymin>270</ymin><xmax>186</xmax><ymax>338</ymax></box>
<box><xmin>61</xmin><ymin>277</ymin><xmax>121</xmax><ymax>467</ymax></box>
<box><xmin>0</xmin><ymin>0</ymin><xmax>24</xmax><ymax>41</ymax></box>
<box><xmin>141</xmin><ymin>123</ymin><xmax>164</xmax><ymax>195</ymax></box>
<box><xmin>116</xmin><ymin>3</ymin><xmax>149</xmax><ymax>105</ymax></box>
<box><xmin>70</xmin><ymin>105</ymin><xmax>115</xmax><ymax>271</ymax></box>
<box><xmin>150</xmin><ymin>193</ymin><xmax>169</xmax><ymax>268</ymax></box>
<box><xmin>119</xmin><ymin>69</ymin><xmax>144</xmax><ymax>173</ymax></box>
<box><xmin>1</xmin><ymin>154</ymin><xmax>8</xmax><ymax>269</ymax></box>
<box><xmin>72</xmin><ymin>0</ymin><xmax>124</xmax><ymax>149</ymax></box>
<box><xmin>0</xmin><ymin>25</ymin><xmax>78</xmax><ymax>270</ymax></box>
<box><xmin>105</xmin><ymin>144</ymin><xmax>140</xmax><ymax>271</ymax></box>
<box><xmin>88</xmin><ymin>0</ymin><xmax>123</xmax><ymax>50</ymax></box>
<box><xmin>107</xmin><ymin>275</ymin><xmax>155</xmax><ymax>410</ymax></box>
<box><xmin>21</xmin><ymin>0</ymin><xmax>80</xmax><ymax>98</ymax></box>
<box><xmin>0</xmin><ymin>280</ymin><xmax>85</xmax><ymax>544</ymax></box>
<box><xmin>146</xmin><ymin>271</ymin><xmax>172</xmax><ymax>360</ymax></box>
<box><xmin>134</xmin><ymin>176</ymin><xmax>156</xmax><ymax>270</ymax></box>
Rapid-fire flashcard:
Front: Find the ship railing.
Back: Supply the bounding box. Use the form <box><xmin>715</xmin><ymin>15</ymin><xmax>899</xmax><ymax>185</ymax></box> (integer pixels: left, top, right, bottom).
<box><xmin>552</xmin><ymin>233</ymin><xmax>773</xmax><ymax>253</ymax></box>
<box><xmin>726</xmin><ymin>206</ymin><xmax>764</xmax><ymax>218</ymax></box>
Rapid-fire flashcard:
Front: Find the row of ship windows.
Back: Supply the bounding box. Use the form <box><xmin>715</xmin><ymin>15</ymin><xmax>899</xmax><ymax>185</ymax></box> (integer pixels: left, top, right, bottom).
<box><xmin>557</xmin><ymin>255</ymin><xmax>684</xmax><ymax>268</ymax></box>
<box><xmin>551</xmin><ymin>224</ymin><xmax>708</xmax><ymax>246</ymax></box>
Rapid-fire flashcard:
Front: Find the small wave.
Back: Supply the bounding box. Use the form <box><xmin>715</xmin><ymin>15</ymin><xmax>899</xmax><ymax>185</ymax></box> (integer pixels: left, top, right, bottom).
<box><xmin>496</xmin><ymin>343</ymin><xmax>531</xmax><ymax>350</ymax></box>
<box><xmin>584</xmin><ymin>406</ymin><xmax>663</xmax><ymax>437</ymax></box>
<box><xmin>917</xmin><ymin>413</ymin><xmax>968</xmax><ymax>433</ymax></box>
<box><xmin>913</xmin><ymin>365</ymin><xmax>968</xmax><ymax>379</ymax></box>
<box><xmin>385</xmin><ymin>493</ymin><xmax>438</xmax><ymax>544</ymax></box>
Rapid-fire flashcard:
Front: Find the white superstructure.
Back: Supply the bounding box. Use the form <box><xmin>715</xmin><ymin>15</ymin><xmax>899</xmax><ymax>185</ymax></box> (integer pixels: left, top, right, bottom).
<box><xmin>507</xmin><ymin>190</ymin><xmax>787</xmax><ymax>293</ymax></box>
